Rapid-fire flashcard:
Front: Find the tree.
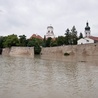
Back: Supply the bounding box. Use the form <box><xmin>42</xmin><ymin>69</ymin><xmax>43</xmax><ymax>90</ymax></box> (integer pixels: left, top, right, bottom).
<box><xmin>42</xmin><ymin>35</ymin><xmax>46</xmax><ymax>47</ymax></box>
<box><xmin>50</xmin><ymin>38</ymin><xmax>58</xmax><ymax>47</ymax></box>
<box><xmin>45</xmin><ymin>37</ymin><xmax>52</xmax><ymax>47</ymax></box>
<box><xmin>19</xmin><ymin>35</ymin><xmax>27</xmax><ymax>46</ymax></box>
<box><xmin>79</xmin><ymin>32</ymin><xmax>83</xmax><ymax>39</ymax></box>
<box><xmin>65</xmin><ymin>28</ymin><xmax>71</xmax><ymax>45</ymax></box>
<box><xmin>34</xmin><ymin>44</ymin><xmax>41</xmax><ymax>54</ymax></box>
<box><xmin>0</xmin><ymin>36</ymin><xmax>3</xmax><ymax>54</ymax></box>
<box><xmin>27</xmin><ymin>38</ymin><xmax>42</xmax><ymax>54</ymax></box>
<box><xmin>70</xmin><ymin>26</ymin><xmax>78</xmax><ymax>45</ymax></box>
<box><xmin>0</xmin><ymin>36</ymin><xmax>4</xmax><ymax>48</ymax></box>
<box><xmin>57</xmin><ymin>36</ymin><xmax>65</xmax><ymax>46</ymax></box>
<box><xmin>64</xmin><ymin>26</ymin><xmax>78</xmax><ymax>45</ymax></box>
<box><xmin>3</xmin><ymin>34</ymin><xmax>19</xmax><ymax>47</ymax></box>
<box><xmin>71</xmin><ymin>26</ymin><xmax>77</xmax><ymax>36</ymax></box>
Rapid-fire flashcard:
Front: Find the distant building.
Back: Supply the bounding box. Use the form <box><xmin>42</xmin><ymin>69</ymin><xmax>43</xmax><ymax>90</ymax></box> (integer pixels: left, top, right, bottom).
<box><xmin>45</xmin><ymin>25</ymin><xmax>55</xmax><ymax>38</ymax></box>
<box><xmin>78</xmin><ymin>22</ymin><xmax>98</xmax><ymax>44</ymax></box>
<box><xmin>30</xmin><ymin>34</ymin><xmax>43</xmax><ymax>40</ymax></box>
<box><xmin>78</xmin><ymin>37</ymin><xmax>94</xmax><ymax>44</ymax></box>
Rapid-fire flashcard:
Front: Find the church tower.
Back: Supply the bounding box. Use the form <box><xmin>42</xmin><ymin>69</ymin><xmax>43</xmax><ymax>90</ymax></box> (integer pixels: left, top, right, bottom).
<box><xmin>85</xmin><ymin>22</ymin><xmax>91</xmax><ymax>37</ymax></box>
<box><xmin>45</xmin><ymin>25</ymin><xmax>55</xmax><ymax>38</ymax></box>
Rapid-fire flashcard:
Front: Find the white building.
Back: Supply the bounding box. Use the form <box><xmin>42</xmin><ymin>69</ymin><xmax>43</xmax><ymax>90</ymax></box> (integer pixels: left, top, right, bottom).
<box><xmin>78</xmin><ymin>37</ymin><xmax>94</xmax><ymax>44</ymax></box>
<box><xmin>45</xmin><ymin>25</ymin><xmax>55</xmax><ymax>38</ymax></box>
<box><xmin>78</xmin><ymin>22</ymin><xmax>96</xmax><ymax>44</ymax></box>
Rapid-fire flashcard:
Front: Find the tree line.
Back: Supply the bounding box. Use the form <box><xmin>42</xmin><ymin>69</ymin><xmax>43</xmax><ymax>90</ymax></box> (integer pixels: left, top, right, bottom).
<box><xmin>43</xmin><ymin>26</ymin><xmax>83</xmax><ymax>47</ymax></box>
<box><xmin>0</xmin><ymin>26</ymin><xmax>83</xmax><ymax>54</ymax></box>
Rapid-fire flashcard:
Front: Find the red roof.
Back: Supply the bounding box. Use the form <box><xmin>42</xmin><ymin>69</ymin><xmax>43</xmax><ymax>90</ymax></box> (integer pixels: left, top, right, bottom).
<box><xmin>30</xmin><ymin>34</ymin><xmax>43</xmax><ymax>40</ymax></box>
<box><xmin>89</xmin><ymin>36</ymin><xmax>98</xmax><ymax>41</ymax></box>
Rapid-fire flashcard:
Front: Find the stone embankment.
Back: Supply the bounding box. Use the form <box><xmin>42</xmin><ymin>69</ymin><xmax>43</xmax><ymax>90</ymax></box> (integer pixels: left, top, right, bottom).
<box><xmin>41</xmin><ymin>43</ymin><xmax>98</xmax><ymax>61</ymax></box>
<box><xmin>2</xmin><ymin>47</ymin><xmax>34</xmax><ymax>58</ymax></box>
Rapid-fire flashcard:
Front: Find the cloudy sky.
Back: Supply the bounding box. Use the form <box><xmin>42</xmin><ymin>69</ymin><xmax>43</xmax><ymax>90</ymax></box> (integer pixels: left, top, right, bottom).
<box><xmin>0</xmin><ymin>0</ymin><xmax>98</xmax><ymax>38</ymax></box>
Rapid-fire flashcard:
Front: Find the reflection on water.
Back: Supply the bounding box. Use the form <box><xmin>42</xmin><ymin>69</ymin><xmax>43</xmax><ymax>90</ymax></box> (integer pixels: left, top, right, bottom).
<box><xmin>0</xmin><ymin>55</ymin><xmax>98</xmax><ymax>98</ymax></box>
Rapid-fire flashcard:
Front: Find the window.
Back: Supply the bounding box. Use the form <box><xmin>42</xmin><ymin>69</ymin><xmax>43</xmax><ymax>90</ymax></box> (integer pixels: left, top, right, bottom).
<box><xmin>86</xmin><ymin>40</ymin><xmax>89</xmax><ymax>42</ymax></box>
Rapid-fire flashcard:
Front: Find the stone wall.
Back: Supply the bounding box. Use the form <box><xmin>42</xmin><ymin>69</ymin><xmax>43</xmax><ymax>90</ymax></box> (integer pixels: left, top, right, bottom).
<box><xmin>41</xmin><ymin>43</ymin><xmax>98</xmax><ymax>61</ymax></box>
<box><xmin>2</xmin><ymin>47</ymin><xmax>34</xmax><ymax>58</ymax></box>
<box><xmin>2</xmin><ymin>48</ymin><xmax>11</xmax><ymax>55</ymax></box>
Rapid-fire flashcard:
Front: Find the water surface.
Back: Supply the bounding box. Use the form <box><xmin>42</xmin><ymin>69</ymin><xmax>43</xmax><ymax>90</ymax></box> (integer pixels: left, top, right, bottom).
<box><xmin>0</xmin><ymin>55</ymin><xmax>98</xmax><ymax>98</ymax></box>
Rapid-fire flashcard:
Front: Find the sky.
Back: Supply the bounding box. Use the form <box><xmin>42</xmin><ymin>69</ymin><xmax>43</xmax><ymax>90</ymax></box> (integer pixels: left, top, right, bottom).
<box><xmin>0</xmin><ymin>0</ymin><xmax>98</xmax><ymax>38</ymax></box>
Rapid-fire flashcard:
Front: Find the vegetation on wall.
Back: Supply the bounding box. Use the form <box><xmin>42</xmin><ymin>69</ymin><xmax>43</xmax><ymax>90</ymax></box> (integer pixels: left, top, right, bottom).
<box><xmin>27</xmin><ymin>37</ymin><xmax>42</xmax><ymax>54</ymax></box>
<box><xmin>64</xmin><ymin>52</ymin><xmax>70</xmax><ymax>56</ymax></box>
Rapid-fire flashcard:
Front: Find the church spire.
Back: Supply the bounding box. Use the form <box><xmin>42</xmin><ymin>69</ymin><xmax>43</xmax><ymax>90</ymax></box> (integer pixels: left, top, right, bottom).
<box><xmin>85</xmin><ymin>22</ymin><xmax>90</xmax><ymax>31</ymax></box>
<box><xmin>85</xmin><ymin>22</ymin><xmax>91</xmax><ymax>37</ymax></box>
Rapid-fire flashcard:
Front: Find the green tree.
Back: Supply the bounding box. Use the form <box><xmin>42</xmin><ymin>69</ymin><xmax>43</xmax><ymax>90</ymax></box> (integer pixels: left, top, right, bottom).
<box><xmin>71</xmin><ymin>26</ymin><xmax>77</xmax><ymax>36</ymax></box>
<box><xmin>34</xmin><ymin>45</ymin><xmax>41</xmax><ymax>54</ymax></box>
<box><xmin>0</xmin><ymin>36</ymin><xmax>4</xmax><ymax>54</ymax></box>
<box><xmin>42</xmin><ymin>35</ymin><xmax>46</xmax><ymax>47</ymax></box>
<box><xmin>50</xmin><ymin>38</ymin><xmax>58</xmax><ymax>47</ymax></box>
<box><xmin>79</xmin><ymin>32</ymin><xmax>83</xmax><ymax>39</ymax></box>
<box><xmin>27</xmin><ymin>38</ymin><xmax>42</xmax><ymax>54</ymax></box>
<box><xmin>19</xmin><ymin>35</ymin><xmax>27</xmax><ymax>46</ymax></box>
<box><xmin>70</xmin><ymin>26</ymin><xmax>78</xmax><ymax>45</ymax></box>
<box><xmin>65</xmin><ymin>26</ymin><xmax>78</xmax><ymax>45</ymax></box>
<box><xmin>57</xmin><ymin>36</ymin><xmax>65</xmax><ymax>46</ymax></box>
<box><xmin>65</xmin><ymin>28</ymin><xmax>71</xmax><ymax>45</ymax></box>
<box><xmin>3</xmin><ymin>34</ymin><xmax>19</xmax><ymax>47</ymax></box>
<box><xmin>45</xmin><ymin>37</ymin><xmax>52</xmax><ymax>47</ymax></box>
<box><xmin>0</xmin><ymin>36</ymin><xmax>4</xmax><ymax>48</ymax></box>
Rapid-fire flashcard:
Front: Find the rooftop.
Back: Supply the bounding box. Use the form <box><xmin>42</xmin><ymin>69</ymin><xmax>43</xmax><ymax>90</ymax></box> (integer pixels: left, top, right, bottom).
<box><xmin>30</xmin><ymin>34</ymin><xmax>43</xmax><ymax>40</ymax></box>
<box><xmin>89</xmin><ymin>36</ymin><xmax>98</xmax><ymax>41</ymax></box>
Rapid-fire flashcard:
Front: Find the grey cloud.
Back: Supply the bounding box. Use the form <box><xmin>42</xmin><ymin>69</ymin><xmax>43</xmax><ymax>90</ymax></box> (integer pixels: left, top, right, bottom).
<box><xmin>0</xmin><ymin>0</ymin><xmax>98</xmax><ymax>38</ymax></box>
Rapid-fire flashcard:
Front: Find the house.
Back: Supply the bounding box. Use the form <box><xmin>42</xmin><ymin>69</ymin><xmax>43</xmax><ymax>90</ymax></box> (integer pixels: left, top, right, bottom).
<box><xmin>30</xmin><ymin>34</ymin><xmax>43</xmax><ymax>40</ymax></box>
<box><xmin>78</xmin><ymin>37</ymin><xmax>94</xmax><ymax>44</ymax></box>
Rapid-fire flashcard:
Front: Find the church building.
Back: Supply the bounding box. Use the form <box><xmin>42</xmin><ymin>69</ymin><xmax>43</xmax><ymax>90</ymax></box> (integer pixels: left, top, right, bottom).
<box><xmin>78</xmin><ymin>22</ymin><xmax>98</xmax><ymax>44</ymax></box>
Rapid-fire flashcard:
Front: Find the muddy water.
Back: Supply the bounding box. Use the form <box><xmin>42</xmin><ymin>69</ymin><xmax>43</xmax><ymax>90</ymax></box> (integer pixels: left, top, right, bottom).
<box><xmin>0</xmin><ymin>55</ymin><xmax>98</xmax><ymax>98</ymax></box>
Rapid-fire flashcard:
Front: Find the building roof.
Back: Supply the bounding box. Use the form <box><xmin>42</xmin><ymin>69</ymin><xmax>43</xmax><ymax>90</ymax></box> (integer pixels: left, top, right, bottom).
<box><xmin>89</xmin><ymin>36</ymin><xmax>98</xmax><ymax>41</ymax></box>
<box><xmin>47</xmin><ymin>26</ymin><xmax>53</xmax><ymax>29</ymax></box>
<box><xmin>30</xmin><ymin>34</ymin><xmax>43</xmax><ymax>40</ymax></box>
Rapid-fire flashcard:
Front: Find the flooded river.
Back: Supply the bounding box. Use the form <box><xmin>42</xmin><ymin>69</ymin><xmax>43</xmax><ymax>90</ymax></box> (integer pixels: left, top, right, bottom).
<box><xmin>0</xmin><ymin>55</ymin><xmax>98</xmax><ymax>98</ymax></box>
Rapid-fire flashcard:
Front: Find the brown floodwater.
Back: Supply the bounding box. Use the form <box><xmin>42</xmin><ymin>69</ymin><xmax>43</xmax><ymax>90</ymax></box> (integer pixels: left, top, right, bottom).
<box><xmin>0</xmin><ymin>55</ymin><xmax>98</xmax><ymax>98</ymax></box>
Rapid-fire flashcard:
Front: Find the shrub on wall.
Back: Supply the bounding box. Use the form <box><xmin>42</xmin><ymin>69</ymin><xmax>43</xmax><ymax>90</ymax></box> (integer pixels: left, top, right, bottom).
<box><xmin>64</xmin><ymin>52</ymin><xmax>70</xmax><ymax>56</ymax></box>
<box><xmin>0</xmin><ymin>48</ymin><xmax>2</xmax><ymax>54</ymax></box>
<box><xmin>34</xmin><ymin>45</ymin><xmax>41</xmax><ymax>54</ymax></box>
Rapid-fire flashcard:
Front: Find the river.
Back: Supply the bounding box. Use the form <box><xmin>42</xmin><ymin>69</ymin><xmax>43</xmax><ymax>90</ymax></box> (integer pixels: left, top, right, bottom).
<box><xmin>0</xmin><ymin>55</ymin><xmax>98</xmax><ymax>98</ymax></box>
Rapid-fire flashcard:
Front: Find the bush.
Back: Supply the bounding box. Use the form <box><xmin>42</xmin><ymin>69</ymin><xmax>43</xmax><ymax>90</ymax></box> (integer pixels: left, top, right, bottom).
<box><xmin>34</xmin><ymin>46</ymin><xmax>41</xmax><ymax>54</ymax></box>
<box><xmin>64</xmin><ymin>52</ymin><xmax>70</xmax><ymax>56</ymax></box>
<box><xmin>0</xmin><ymin>48</ymin><xmax>2</xmax><ymax>54</ymax></box>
